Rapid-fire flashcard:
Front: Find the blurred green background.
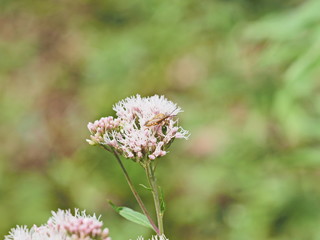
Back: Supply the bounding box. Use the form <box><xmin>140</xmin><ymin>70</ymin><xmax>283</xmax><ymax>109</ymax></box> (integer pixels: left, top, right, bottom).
<box><xmin>1</xmin><ymin>0</ymin><xmax>320</xmax><ymax>239</ymax></box>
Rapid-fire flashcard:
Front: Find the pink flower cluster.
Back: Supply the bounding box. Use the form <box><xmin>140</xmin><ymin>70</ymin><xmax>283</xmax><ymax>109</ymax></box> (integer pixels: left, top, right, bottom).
<box><xmin>5</xmin><ymin>209</ymin><xmax>111</xmax><ymax>240</ymax></box>
<box><xmin>87</xmin><ymin>95</ymin><xmax>189</xmax><ymax>162</ymax></box>
<box><xmin>87</xmin><ymin>117</ymin><xmax>121</xmax><ymax>146</ymax></box>
<box><xmin>48</xmin><ymin>209</ymin><xmax>110</xmax><ymax>240</ymax></box>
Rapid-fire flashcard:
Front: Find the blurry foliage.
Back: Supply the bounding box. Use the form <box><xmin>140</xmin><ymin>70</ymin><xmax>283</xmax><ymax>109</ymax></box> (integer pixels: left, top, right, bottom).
<box><xmin>1</xmin><ymin>0</ymin><xmax>320</xmax><ymax>239</ymax></box>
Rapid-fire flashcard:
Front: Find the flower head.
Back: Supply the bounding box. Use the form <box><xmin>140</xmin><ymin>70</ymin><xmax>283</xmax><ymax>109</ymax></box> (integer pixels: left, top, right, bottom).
<box><xmin>5</xmin><ymin>226</ymin><xmax>31</xmax><ymax>240</ymax></box>
<box><xmin>48</xmin><ymin>209</ymin><xmax>111</xmax><ymax>240</ymax></box>
<box><xmin>87</xmin><ymin>117</ymin><xmax>121</xmax><ymax>146</ymax></box>
<box><xmin>135</xmin><ymin>235</ymin><xmax>168</xmax><ymax>240</ymax></box>
<box><xmin>5</xmin><ymin>209</ymin><xmax>111</xmax><ymax>240</ymax></box>
<box><xmin>87</xmin><ymin>94</ymin><xmax>189</xmax><ymax>162</ymax></box>
<box><xmin>5</xmin><ymin>225</ymin><xmax>66</xmax><ymax>240</ymax></box>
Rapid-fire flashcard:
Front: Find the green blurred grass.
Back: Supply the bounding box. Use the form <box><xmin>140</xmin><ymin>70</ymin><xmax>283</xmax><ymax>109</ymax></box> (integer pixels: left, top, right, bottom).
<box><xmin>1</xmin><ymin>0</ymin><xmax>320</xmax><ymax>239</ymax></box>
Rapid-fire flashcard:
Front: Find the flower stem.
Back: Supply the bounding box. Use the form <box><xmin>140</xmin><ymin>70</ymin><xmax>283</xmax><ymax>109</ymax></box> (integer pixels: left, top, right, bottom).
<box><xmin>145</xmin><ymin>162</ymin><xmax>164</xmax><ymax>235</ymax></box>
<box><xmin>103</xmin><ymin>146</ymin><xmax>159</xmax><ymax>235</ymax></box>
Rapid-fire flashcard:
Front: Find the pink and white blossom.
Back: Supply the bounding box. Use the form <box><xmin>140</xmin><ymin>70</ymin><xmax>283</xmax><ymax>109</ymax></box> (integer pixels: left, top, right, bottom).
<box><xmin>5</xmin><ymin>226</ymin><xmax>31</xmax><ymax>240</ymax></box>
<box><xmin>5</xmin><ymin>209</ymin><xmax>111</xmax><ymax>240</ymax></box>
<box><xmin>87</xmin><ymin>117</ymin><xmax>121</xmax><ymax>146</ymax></box>
<box><xmin>135</xmin><ymin>235</ymin><xmax>168</xmax><ymax>240</ymax></box>
<box><xmin>48</xmin><ymin>209</ymin><xmax>111</xmax><ymax>240</ymax></box>
<box><xmin>5</xmin><ymin>225</ymin><xmax>66</xmax><ymax>240</ymax></box>
<box><xmin>87</xmin><ymin>94</ymin><xmax>189</xmax><ymax>161</ymax></box>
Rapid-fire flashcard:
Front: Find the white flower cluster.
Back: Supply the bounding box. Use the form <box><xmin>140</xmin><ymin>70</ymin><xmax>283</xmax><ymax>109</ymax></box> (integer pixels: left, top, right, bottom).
<box><xmin>87</xmin><ymin>95</ymin><xmax>189</xmax><ymax>162</ymax></box>
<box><xmin>135</xmin><ymin>235</ymin><xmax>168</xmax><ymax>240</ymax></box>
<box><xmin>5</xmin><ymin>209</ymin><xmax>111</xmax><ymax>240</ymax></box>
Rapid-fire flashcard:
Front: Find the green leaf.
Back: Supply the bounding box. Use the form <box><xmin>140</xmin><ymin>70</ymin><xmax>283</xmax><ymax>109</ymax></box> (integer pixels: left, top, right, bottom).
<box><xmin>108</xmin><ymin>201</ymin><xmax>153</xmax><ymax>229</ymax></box>
<box><xmin>159</xmin><ymin>187</ymin><xmax>166</xmax><ymax>214</ymax></box>
<box><xmin>139</xmin><ymin>183</ymin><xmax>152</xmax><ymax>191</ymax></box>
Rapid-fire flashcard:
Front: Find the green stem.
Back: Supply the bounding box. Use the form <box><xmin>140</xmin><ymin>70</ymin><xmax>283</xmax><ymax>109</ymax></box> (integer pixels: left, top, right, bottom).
<box><xmin>102</xmin><ymin>146</ymin><xmax>159</xmax><ymax>235</ymax></box>
<box><xmin>145</xmin><ymin>162</ymin><xmax>164</xmax><ymax>235</ymax></box>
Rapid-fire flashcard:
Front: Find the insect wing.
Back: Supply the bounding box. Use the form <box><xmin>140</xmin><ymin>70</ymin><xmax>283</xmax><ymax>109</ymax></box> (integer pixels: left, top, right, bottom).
<box><xmin>145</xmin><ymin>114</ymin><xmax>165</xmax><ymax>127</ymax></box>
<box><xmin>144</xmin><ymin>109</ymin><xmax>177</xmax><ymax>127</ymax></box>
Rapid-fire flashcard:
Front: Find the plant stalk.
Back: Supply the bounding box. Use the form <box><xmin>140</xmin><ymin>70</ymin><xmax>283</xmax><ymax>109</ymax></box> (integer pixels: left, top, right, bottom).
<box><xmin>145</xmin><ymin>162</ymin><xmax>164</xmax><ymax>235</ymax></box>
<box><xmin>104</xmin><ymin>146</ymin><xmax>159</xmax><ymax>235</ymax></box>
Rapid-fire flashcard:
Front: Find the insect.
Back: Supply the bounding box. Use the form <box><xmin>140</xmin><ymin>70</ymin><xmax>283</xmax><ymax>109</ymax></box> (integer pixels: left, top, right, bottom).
<box><xmin>144</xmin><ymin>108</ymin><xmax>177</xmax><ymax>127</ymax></box>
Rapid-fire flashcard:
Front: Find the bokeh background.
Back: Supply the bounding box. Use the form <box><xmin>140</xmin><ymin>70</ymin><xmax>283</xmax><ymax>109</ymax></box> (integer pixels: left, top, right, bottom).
<box><xmin>1</xmin><ymin>0</ymin><xmax>320</xmax><ymax>239</ymax></box>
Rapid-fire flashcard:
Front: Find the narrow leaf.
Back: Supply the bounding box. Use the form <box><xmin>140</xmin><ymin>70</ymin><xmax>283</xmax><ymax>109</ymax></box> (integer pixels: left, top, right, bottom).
<box><xmin>139</xmin><ymin>183</ymin><xmax>152</xmax><ymax>191</ymax></box>
<box><xmin>108</xmin><ymin>201</ymin><xmax>153</xmax><ymax>229</ymax></box>
<box><xmin>118</xmin><ymin>207</ymin><xmax>153</xmax><ymax>229</ymax></box>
